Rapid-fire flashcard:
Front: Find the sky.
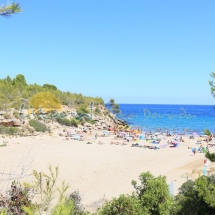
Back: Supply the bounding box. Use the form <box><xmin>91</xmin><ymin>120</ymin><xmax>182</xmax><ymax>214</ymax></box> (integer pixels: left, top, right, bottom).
<box><xmin>1</xmin><ymin>0</ymin><xmax>215</xmax><ymax>104</ymax></box>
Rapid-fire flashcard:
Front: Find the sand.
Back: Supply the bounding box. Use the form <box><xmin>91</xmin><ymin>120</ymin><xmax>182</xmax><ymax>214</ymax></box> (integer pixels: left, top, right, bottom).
<box><xmin>0</xmin><ymin>132</ymin><xmax>214</xmax><ymax>212</ymax></box>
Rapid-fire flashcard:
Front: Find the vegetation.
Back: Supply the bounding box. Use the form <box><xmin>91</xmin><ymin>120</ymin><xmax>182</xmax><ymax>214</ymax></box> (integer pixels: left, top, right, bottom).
<box><xmin>204</xmin><ymin>129</ymin><xmax>211</xmax><ymax>136</ymax></box>
<box><xmin>0</xmin><ymin>2</ymin><xmax>21</xmax><ymax>17</ymax></box>
<box><xmin>173</xmin><ymin>176</ymin><xmax>215</xmax><ymax>214</ymax></box>
<box><xmin>29</xmin><ymin>119</ymin><xmax>48</xmax><ymax>132</ymax></box>
<box><xmin>94</xmin><ymin>107</ymin><xmax>102</xmax><ymax>115</ymax></box>
<box><xmin>0</xmin><ymin>168</ymin><xmax>215</xmax><ymax>214</ymax></box>
<box><xmin>0</xmin><ymin>74</ymin><xmax>104</xmax><ymax>113</ymax></box>
<box><xmin>209</xmin><ymin>72</ymin><xmax>215</xmax><ymax>98</ymax></box>
<box><xmin>22</xmin><ymin>166</ymin><xmax>88</xmax><ymax>215</ymax></box>
<box><xmin>77</xmin><ymin>105</ymin><xmax>90</xmax><ymax>114</ymax></box>
<box><xmin>0</xmin><ymin>125</ymin><xmax>19</xmax><ymax>135</ymax></box>
<box><xmin>56</xmin><ymin>117</ymin><xmax>79</xmax><ymax>127</ymax></box>
<box><xmin>132</xmin><ymin>172</ymin><xmax>173</xmax><ymax>215</ymax></box>
<box><xmin>105</xmin><ymin>99</ymin><xmax>120</xmax><ymax>114</ymax></box>
<box><xmin>98</xmin><ymin>195</ymin><xmax>146</xmax><ymax>215</ymax></box>
<box><xmin>30</xmin><ymin>92</ymin><xmax>62</xmax><ymax>114</ymax></box>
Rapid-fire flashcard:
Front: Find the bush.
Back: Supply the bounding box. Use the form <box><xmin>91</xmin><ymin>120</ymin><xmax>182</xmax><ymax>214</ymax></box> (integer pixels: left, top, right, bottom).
<box><xmin>56</xmin><ymin>117</ymin><xmax>71</xmax><ymax>126</ymax></box>
<box><xmin>37</xmin><ymin>116</ymin><xmax>43</xmax><ymax>121</ymax></box>
<box><xmin>69</xmin><ymin>191</ymin><xmax>86</xmax><ymax>215</ymax></box>
<box><xmin>94</xmin><ymin>107</ymin><xmax>101</xmax><ymax>115</ymax></box>
<box><xmin>173</xmin><ymin>177</ymin><xmax>215</xmax><ymax>215</ymax></box>
<box><xmin>23</xmin><ymin>166</ymin><xmax>80</xmax><ymax>215</ymax></box>
<box><xmin>13</xmin><ymin>111</ymin><xmax>19</xmax><ymax>119</ymax></box>
<box><xmin>0</xmin><ymin>181</ymin><xmax>34</xmax><ymax>215</ymax></box>
<box><xmin>0</xmin><ymin>125</ymin><xmax>19</xmax><ymax>135</ymax></box>
<box><xmin>70</xmin><ymin>118</ymin><xmax>79</xmax><ymax>127</ymax></box>
<box><xmin>204</xmin><ymin>129</ymin><xmax>211</xmax><ymax>136</ymax></box>
<box><xmin>77</xmin><ymin>105</ymin><xmax>90</xmax><ymax>114</ymax></box>
<box><xmin>3</xmin><ymin>113</ymin><xmax>11</xmax><ymax>119</ymax></box>
<box><xmin>29</xmin><ymin>119</ymin><xmax>48</xmax><ymax>132</ymax></box>
<box><xmin>132</xmin><ymin>172</ymin><xmax>173</xmax><ymax>215</ymax></box>
<box><xmin>56</xmin><ymin>118</ymin><xmax>79</xmax><ymax>127</ymax></box>
<box><xmin>97</xmin><ymin>195</ymin><xmax>147</xmax><ymax>215</ymax></box>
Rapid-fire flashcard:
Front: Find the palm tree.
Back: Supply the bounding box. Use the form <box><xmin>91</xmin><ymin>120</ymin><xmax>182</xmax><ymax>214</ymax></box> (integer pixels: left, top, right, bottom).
<box><xmin>0</xmin><ymin>2</ymin><xmax>21</xmax><ymax>17</ymax></box>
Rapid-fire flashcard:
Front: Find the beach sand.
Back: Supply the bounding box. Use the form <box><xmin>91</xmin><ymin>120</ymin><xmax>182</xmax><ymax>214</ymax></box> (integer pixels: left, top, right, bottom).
<box><xmin>0</xmin><ymin>132</ymin><xmax>214</xmax><ymax>212</ymax></box>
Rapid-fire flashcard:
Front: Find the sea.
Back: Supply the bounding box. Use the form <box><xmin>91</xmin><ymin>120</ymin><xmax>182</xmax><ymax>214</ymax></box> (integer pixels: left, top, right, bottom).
<box><xmin>117</xmin><ymin>104</ymin><xmax>215</xmax><ymax>135</ymax></box>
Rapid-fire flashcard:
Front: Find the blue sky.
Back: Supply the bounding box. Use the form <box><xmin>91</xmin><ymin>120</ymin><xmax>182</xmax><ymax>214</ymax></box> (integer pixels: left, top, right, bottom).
<box><xmin>1</xmin><ymin>0</ymin><xmax>215</xmax><ymax>104</ymax></box>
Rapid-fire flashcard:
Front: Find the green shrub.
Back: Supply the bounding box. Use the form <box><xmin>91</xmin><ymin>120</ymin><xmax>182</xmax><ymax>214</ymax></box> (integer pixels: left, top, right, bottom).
<box><xmin>56</xmin><ymin>118</ymin><xmax>71</xmax><ymax>126</ymax></box>
<box><xmin>56</xmin><ymin>117</ymin><xmax>79</xmax><ymax>127</ymax></box>
<box><xmin>3</xmin><ymin>113</ymin><xmax>11</xmax><ymax>119</ymax></box>
<box><xmin>0</xmin><ymin>181</ymin><xmax>34</xmax><ymax>214</ymax></box>
<box><xmin>86</xmin><ymin>119</ymin><xmax>95</xmax><ymax>125</ymax></box>
<box><xmin>37</xmin><ymin>116</ymin><xmax>43</xmax><ymax>121</ymax></box>
<box><xmin>0</xmin><ymin>125</ymin><xmax>19</xmax><ymax>135</ymax></box>
<box><xmin>173</xmin><ymin>177</ymin><xmax>215</xmax><ymax>215</ymax></box>
<box><xmin>70</xmin><ymin>118</ymin><xmax>79</xmax><ymax>127</ymax></box>
<box><xmin>13</xmin><ymin>111</ymin><xmax>19</xmax><ymax>119</ymax></box>
<box><xmin>94</xmin><ymin>107</ymin><xmax>101</xmax><ymax>115</ymax></box>
<box><xmin>29</xmin><ymin>119</ymin><xmax>48</xmax><ymax>132</ymax></box>
<box><xmin>132</xmin><ymin>172</ymin><xmax>173</xmax><ymax>215</ymax></box>
<box><xmin>98</xmin><ymin>195</ymin><xmax>147</xmax><ymax>215</ymax></box>
<box><xmin>103</xmin><ymin>111</ymin><xmax>109</xmax><ymax>116</ymax></box>
<box><xmin>204</xmin><ymin>129</ymin><xmax>211</xmax><ymax>136</ymax></box>
<box><xmin>77</xmin><ymin>105</ymin><xmax>90</xmax><ymax>114</ymax></box>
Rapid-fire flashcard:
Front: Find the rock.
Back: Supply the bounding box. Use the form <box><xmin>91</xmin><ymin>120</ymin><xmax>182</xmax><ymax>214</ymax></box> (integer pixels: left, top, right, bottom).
<box><xmin>0</xmin><ymin>118</ymin><xmax>22</xmax><ymax>127</ymax></box>
<box><xmin>85</xmin><ymin>122</ymin><xmax>92</xmax><ymax>127</ymax></box>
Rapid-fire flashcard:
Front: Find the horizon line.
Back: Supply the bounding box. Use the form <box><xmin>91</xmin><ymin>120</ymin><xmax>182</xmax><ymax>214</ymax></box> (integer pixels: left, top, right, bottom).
<box><xmin>117</xmin><ymin>103</ymin><xmax>215</xmax><ymax>106</ymax></box>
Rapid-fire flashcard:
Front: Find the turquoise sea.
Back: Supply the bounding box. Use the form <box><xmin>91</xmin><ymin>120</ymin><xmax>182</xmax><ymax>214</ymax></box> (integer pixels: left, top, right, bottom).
<box><xmin>117</xmin><ymin>104</ymin><xmax>215</xmax><ymax>134</ymax></box>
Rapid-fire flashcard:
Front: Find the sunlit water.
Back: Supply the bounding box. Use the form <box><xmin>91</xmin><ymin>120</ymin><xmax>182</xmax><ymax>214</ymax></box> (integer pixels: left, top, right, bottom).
<box><xmin>117</xmin><ymin>104</ymin><xmax>215</xmax><ymax>134</ymax></box>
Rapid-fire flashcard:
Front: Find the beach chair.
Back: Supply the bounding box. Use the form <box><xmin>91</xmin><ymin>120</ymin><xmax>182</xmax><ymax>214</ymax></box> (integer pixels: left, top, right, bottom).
<box><xmin>74</xmin><ymin>135</ymin><xmax>80</xmax><ymax>140</ymax></box>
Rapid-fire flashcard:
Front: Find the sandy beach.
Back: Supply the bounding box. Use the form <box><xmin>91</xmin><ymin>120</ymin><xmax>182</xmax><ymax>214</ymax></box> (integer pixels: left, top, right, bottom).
<box><xmin>0</xmin><ymin>131</ymin><xmax>214</xmax><ymax>212</ymax></box>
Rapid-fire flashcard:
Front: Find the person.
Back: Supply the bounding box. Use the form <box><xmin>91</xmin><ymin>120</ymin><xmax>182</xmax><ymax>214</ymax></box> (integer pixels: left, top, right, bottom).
<box><xmin>193</xmin><ymin>148</ymin><xmax>197</xmax><ymax>155</ymax></box>
<box><xmin>95</xmin><ymin>133</ymin><xmax>97</xmax><ymax>139</ymax></box>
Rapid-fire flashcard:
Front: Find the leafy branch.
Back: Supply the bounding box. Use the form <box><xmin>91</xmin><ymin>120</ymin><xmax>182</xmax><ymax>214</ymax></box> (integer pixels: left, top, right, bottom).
<box><xmin>0</xmin><ymin>2</ymin><xmax>21</xmax><ymax>17</ymax></box>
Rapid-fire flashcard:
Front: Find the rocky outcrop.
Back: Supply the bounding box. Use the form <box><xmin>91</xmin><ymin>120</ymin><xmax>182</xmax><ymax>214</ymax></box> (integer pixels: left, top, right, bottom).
<box><xmin>113</xmin><ymin>118</ymin><xmax>128</xmax><ymax>126</ymax></box>
<box><xmin>0</xmin><ymin>119</ymin><xmax>22</xmax><ymax>127</ymax></box>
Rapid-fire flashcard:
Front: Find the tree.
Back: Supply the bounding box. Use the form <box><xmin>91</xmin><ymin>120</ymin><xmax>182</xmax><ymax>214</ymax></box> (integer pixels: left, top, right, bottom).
<box><xmin>106</xmin><ymin>99</ymin><xmax>121</xmax><ymax>114</ymax></box>
<box><xmin>0</xmin><ymin>2</ymin><xmax>21</xmax><ymax>17</ymax></box>
<box><xmin>43</xmin><ymin>84</ymin><xmax>58</xmax><ymax>91</ymax></box>
<box><xmin>98</xmin><ymin>195</ymin><xmax>147</xmax><ymax>215</ymax></box>
<box><xmin>209</xmin><ymin>72</ymin><xmax>215</xmax><ymax>98</ymax></box>
<box><xmin>173</xmin><ymin>179</ymin><xmax>215</xmax><ymax>215</ymax></box>
<box><xmin>206</xmin><ymin>152</ymin><xmax>215</xmax><ymax>162</ymax></box>
<box><xmin>206</xmin><ymin>73</ymin><xmax>215</xmax><ymax>162</ymax></box>
<box><xmin>13</xmin><ymin>74</ymin><xmax>27</xmax><ymax>86</ymax></box>
<box><xmin>173</xmin><ymin>174</ymin><xmax>215</xmax><ymax>214</ymax></box>
<box><xmin>204</xmin><ymin>129</ymin><xmax>211</xmax><ymax>136</ymax></box>
<box><xmin>131</xmin><ymin>172</ymin><xmax>173</xmax><ymax>215</ymax></box>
